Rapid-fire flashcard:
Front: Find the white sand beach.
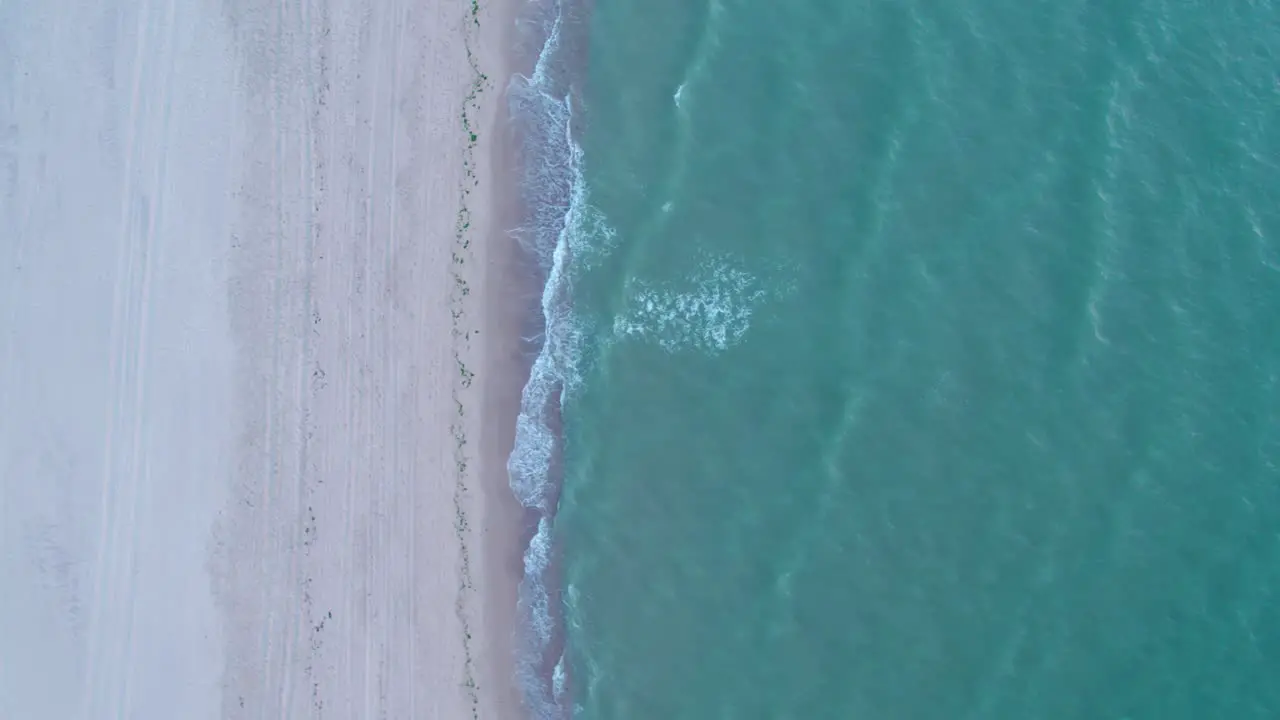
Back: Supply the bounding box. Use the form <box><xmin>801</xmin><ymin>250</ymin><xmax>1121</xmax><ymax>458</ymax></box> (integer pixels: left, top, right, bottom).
<box><xmin>0</xmin><ymin>0</ymin><xmax>521</xmax><ymax>717</ymax></box>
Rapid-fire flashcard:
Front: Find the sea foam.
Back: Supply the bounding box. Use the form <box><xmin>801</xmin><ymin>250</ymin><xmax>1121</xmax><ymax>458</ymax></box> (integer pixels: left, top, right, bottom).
<box><xmin>611</xmin><ymin>258</ymin><xmax>768</xmax><ymax>354</ymax></box>
<box><xmin>506</xmin><ymin>0</ymin><xmax>608</xmax><ymax>716</ymax></box>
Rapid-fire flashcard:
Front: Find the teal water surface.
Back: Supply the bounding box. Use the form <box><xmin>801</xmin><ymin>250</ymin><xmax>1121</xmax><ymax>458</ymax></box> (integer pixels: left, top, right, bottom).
<box><xmin>538</xmin><ymin>0</ymin><xmax>1280</xmax><ymax>716</ymax></box>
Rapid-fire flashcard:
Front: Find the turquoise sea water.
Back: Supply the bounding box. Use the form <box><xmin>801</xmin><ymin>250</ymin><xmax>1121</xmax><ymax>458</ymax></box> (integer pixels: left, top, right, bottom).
<box><xmin>509</xmin><ymin>0</ymin><xmax>1280</xmax><ymax>717</ymax></box>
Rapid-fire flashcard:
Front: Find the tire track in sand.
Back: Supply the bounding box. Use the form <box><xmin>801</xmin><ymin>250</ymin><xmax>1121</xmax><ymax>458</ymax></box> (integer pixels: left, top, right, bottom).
<box><xmin>83</xmin><ymin>0</ymin><xmax>178</xmax><ymax>716</ymax></box>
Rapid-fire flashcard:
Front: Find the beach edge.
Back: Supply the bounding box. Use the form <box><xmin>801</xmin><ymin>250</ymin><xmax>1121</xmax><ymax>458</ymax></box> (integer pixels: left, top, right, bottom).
<box><xmin>456</xmin><ymin>0</ymin><xmax>529</xmax><ymax>718</ymax></box>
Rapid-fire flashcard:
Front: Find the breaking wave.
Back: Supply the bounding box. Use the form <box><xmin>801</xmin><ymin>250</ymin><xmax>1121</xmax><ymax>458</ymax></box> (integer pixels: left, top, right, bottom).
<box><xmin>505</xmin><ymin>0</ymin><xmax>609</xmax><ymax>716</ymax></box>
<box><xmin>611</xmin><ymin>258</ymin><xmax>769</xmax><ymax>354</ymax></box>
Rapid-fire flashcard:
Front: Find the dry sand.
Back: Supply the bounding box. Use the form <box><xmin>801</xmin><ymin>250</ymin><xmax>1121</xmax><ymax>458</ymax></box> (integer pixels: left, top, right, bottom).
<box><xmin>0</xmin><ymin>0</ymin><xmax>524</xmax><ymax>718</ymax></box>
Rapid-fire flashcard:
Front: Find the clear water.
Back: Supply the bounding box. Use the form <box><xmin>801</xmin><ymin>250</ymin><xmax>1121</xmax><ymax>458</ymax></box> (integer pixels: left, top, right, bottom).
<box><xmin>508</xmin><ymin>0</ymin><xmax>1280</xmax><ymax>717</ymax></box>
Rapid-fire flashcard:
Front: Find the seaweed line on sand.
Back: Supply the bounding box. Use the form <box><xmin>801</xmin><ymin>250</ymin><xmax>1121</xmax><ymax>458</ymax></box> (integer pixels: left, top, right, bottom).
<box><xmin>451</xmin><ymin>1</ymin><xmax>494</xmax><ymax>719</ymax></box>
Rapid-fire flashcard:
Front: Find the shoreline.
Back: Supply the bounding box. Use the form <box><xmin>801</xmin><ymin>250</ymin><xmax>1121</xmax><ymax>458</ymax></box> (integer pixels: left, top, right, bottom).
<box><xmin>500</xmin><ymin>0</ymin><xmax>598</xmax><ymax>714</ymax></box>
<box><xmin>466</xmin><ymin>0</ymin><xmax>583</xmax><ymax>715</ymax></box>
